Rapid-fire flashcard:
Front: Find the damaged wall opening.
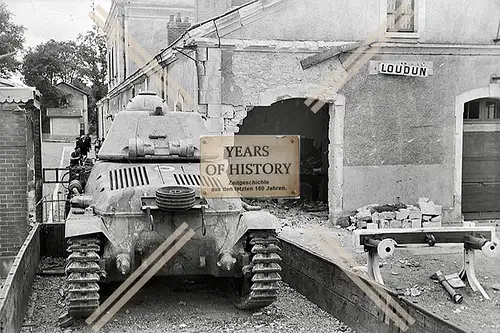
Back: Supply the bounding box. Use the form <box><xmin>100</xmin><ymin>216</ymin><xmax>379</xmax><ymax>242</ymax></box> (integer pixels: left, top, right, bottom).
<box><xmin>237</xmin><ymin>98</ymin><xmax>329</xmax><ymax>202</ymax></box>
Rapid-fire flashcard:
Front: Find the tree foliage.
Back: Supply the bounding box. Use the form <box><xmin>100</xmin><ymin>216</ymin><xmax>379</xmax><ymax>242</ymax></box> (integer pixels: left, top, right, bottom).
<box><xmin>0</xmin><ymin>3</ymin><xmax>26</xmax><ymax>78</ymax></box>
<box><xmin>77</xmin><ymin>28</ymin><xmax>108</xmax><ymax>134</ymax></box>
<box><xmin>21</xmin><ymin>26</ymin><xmax>108</xmax><ymax>134</ymax></box>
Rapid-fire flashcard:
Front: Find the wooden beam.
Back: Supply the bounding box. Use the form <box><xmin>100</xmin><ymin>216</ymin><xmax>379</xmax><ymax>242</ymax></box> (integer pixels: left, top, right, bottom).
<box><xmin>300</xmin><ymin>42</ymin><xmax>363</xmax><ymax>70</ymax></box>
<box><xmin>353</xmin><ymin>226</ymin><xmax>496</xmax><ymax>248</ymax></box>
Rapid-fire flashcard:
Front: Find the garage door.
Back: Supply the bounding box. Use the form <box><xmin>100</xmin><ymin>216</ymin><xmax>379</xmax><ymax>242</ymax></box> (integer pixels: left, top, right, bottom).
<box><xmin>462</xmin><ymin>131</ymin><xmax>500</xmax><ymax>219</ymax></box>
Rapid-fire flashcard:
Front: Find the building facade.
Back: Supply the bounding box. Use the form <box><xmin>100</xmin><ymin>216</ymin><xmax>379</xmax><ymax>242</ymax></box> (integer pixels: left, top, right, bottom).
<box><xmin>98</xmin><ymin>0</ymin><xmax>500</xmax><ymax>223</ymax></box>
<box><xmin>45</xmin><ymin>82</ymin><xmax>89</xmax><ymax>141</ymax></box>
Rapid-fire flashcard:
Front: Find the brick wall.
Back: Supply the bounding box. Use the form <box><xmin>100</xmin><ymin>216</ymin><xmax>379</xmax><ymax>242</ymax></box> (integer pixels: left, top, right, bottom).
<box><xmin>167</xmin><ymin>19</ymin><xmax>191</xmax><ymax>46</ymax></box>
<box><xmin>0</xmin><ymin>107</ymin><xmax>28</xmax><ymax>256</ymax></box>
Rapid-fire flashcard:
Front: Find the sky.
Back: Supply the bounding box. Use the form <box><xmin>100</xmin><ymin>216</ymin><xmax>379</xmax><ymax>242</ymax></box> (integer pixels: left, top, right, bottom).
<box><xmin>2</xmin><ymin>0</ymin><xmax>112</xmax><ymax>48</ymax></box>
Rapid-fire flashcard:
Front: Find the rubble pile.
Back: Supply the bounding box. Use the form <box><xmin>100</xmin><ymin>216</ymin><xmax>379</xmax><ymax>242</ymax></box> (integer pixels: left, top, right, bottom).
<box><xmin>347</xmin><ymin>197</ymin><xmax>442</xmax><ymax>230</ymax></box>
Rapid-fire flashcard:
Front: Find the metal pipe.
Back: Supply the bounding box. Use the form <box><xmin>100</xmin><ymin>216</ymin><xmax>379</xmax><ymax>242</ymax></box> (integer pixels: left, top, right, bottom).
<box><xmin>435</xmin><ymin>271</ymin><xmax>463</xmax><ymax>304</ymax></box>
<box><xmin>364</xmin><ymin>238</ymin><xmax>395</xmax><ymax>258</ymax></box>
<box><xmin>464</xmin><ymin>235</ymin><xmax>487</xmax><ymax>250</ymax></box>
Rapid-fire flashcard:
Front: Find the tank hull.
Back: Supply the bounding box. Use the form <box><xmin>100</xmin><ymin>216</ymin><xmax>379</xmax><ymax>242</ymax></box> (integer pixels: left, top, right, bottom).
<box><xmin>61</xmin><ymin>93</ymin><xmax>282</xmax><ymax>322</ymax></box>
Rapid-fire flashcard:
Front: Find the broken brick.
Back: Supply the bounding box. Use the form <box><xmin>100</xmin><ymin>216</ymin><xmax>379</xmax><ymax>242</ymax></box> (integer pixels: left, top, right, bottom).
<box><xmin>411</xmin><ymin>219</ymin><xmax>422</xmax><ymax>228</ymax></box>
<box><xmin>418</xmin><ymin>201</ymin><xmax>442</xmax><ymax>216</ymax></box>
<box><xmin>402</xmin><ymin>219</ymin><xmax>412</xmax><ymax>228</ymax></box>
<box><xmin>396</xmin><ymin>209</ymin><xmax>410</xmax><ymax>220</ymax></box>
<box><xmin>380</xmin><ymin>211</ymin><xmax>395</xmax><ymax>220</ymax></box>
<box><xmin>408</xmin><ymin>211</ymin><xmax>422</xmax><ymax>220</ymax></box>
<box><xmin>422</xmin><ymin>221</ymin><xmax>441</xmax><ymax>228</ymax></box>
<box><xmin>390</xmin><ymin>220</ymin><xmax>403</xmax><ymax>228</ymax></box>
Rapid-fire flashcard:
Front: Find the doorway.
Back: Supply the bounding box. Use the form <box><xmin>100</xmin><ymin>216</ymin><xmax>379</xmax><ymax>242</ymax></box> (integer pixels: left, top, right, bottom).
<box><xmin>462</xmin><ymin>97</ymin><xmax>500</xmax><ymax>220</ymax></box>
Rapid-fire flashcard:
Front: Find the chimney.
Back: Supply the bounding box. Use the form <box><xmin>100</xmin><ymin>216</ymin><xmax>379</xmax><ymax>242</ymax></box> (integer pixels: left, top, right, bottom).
<box><xmin>167</xmin><ymin>12</ymin><xmax>192</xmax><ymax>46</ymax></box>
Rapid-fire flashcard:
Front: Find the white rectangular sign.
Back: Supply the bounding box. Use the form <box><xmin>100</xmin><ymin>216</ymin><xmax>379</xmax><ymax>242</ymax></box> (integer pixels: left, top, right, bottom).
<box><xmin>369</xmin><ymin>61</ymin><xmax>433</xmax><ymax>77</ymax></box>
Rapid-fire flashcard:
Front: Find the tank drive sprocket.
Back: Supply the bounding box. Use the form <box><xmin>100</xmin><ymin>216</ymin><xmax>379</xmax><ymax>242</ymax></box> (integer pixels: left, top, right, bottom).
<box><xmin>64</xmin><ymin>235</ymin><xmax>102</xmax><ymax>318</ymax></box>
<box><xmin>236</xmin><ymin>230</ymin><xmax>282</xmax><ymax>309</ymax></box>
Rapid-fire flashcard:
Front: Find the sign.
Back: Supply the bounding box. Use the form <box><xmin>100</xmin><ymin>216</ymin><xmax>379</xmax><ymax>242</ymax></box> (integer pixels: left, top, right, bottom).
<box><xmin>369</xmin><ymin>61</ymin><xmax>433</xmax><ymax>77</ymax></box>
<box><xmin>200</xmin><ymin>135</ymin><xmax>300</xmax><ymax>198</ymax></box>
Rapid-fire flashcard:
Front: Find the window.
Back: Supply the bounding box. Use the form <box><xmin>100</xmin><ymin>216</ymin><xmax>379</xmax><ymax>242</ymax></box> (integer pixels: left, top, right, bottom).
<box><xmin>464</xmin><ymin>98</ymin><xmax>500</xmax><ymax>121</ymax></box>
<box><xmin>387</xmin><ymin>0</ymin><xmax>415</xmax><ymax>32</ymax></box>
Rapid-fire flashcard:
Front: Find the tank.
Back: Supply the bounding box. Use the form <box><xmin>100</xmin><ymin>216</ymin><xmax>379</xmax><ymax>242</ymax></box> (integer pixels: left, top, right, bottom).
<box><xmin>59</xmin><ymin>92</ymin><xmax>282</xmax><ymax>324</ymax></box>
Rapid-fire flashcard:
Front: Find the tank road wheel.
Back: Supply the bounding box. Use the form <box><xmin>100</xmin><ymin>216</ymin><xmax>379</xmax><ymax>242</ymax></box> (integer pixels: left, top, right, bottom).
<box><xmin>64</xmin><ymin>236</ymin><xmax>102</xmax><ymax>318</ymax></box>
<box><xmin>236</xmin><ymin>231</ymin><xmax>282</xmax><ymax>310</ymax></box>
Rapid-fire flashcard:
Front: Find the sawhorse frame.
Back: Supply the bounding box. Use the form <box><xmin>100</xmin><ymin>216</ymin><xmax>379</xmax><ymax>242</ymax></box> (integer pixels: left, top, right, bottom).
<box><xmin>354</xmin><ymin>227</ymin><xmax>499</xmax><ymax>299</ymax></box>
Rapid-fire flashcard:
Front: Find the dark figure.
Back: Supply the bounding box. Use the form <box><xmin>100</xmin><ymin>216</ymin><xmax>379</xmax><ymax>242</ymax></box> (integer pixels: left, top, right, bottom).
<box><xmin>70</xmin><ymin>148</ymin><xmax>81</xmax><ymax>167</ymax></box>
<box><xmin>84</xmin><ymin>135</ymin><xmax>91</xmax><ymax>154</ymax></box>
<box><xmin>80</xmin><ymin>135</ymin><xmax>89</xmax><ymax>157</ymax></box>
<box><xmin>75</xmin><ymin>137</ymin><xmax>82</xmax><ymax>150</ymax></box>
<box><xmin>94</xmin><ymin>137</ymin><xmax>101</xmax><ymax>156</ymax></box>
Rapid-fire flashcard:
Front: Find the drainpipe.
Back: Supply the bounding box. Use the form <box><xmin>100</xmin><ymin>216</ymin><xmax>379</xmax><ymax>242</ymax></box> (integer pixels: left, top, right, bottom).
<box><xmin>121</xmin><ymin>8</ymin><xmax>127</xmax><ymax>81</ymax></box>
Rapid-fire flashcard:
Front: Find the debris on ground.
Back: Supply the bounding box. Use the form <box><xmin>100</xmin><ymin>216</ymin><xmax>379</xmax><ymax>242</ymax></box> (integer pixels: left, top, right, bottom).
<box><xmin>250</xmin><ymin>199</ymin><xmax>329</xmax><ymax>228</ymax></box>
<box><xmin>409</xmin><ymin>286</ymin><xmax>422</xmax><ymax>297</ymax></box>
<box><xmin>39</xmin><ymin>257</ymin><xmax>65</xmax><ymax>271</ymax></box>
<box><xmin>338</xmin><ymin>197</ymin><xmax>443</xmax><ymax>231</ymax></box>
<box><xmin>398</xmin><ymin>259</ymin><xmax>421</xmax><ymax>268</ymax></box>
<box><xmin>22</xmin><ymin>277</ymin><xmax>354</xmax><ymax>333</ymax></box>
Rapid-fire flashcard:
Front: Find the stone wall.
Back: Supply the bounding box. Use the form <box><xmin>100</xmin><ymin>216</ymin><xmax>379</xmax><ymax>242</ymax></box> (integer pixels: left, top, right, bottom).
<box><xmin>341</xmin><ymin>49</ymin><xmax>500</xmax><ymax>219</ymax></box>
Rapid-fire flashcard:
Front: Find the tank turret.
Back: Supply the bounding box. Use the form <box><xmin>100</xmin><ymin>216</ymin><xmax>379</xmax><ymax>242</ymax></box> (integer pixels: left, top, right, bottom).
<box><xmin>98</xmin><ymin>92</ymin><xmax>208</xmax><ymax>161</ymax></box>
<box><xmin>125</xmin><ymin>91</ymin><xmax>168</xmax><ymax>113</ymax></box>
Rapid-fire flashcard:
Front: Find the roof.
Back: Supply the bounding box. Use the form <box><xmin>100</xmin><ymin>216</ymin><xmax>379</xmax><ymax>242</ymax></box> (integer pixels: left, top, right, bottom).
<box><xmin>0</xmin><ymin>87</ymin><xmax>40</xmax><ymax>104</ymax></box>
<box><xmin>0</xmin><ymin>78</ymin><xmax>16</xmax><ymax>87</ymax></box>
<box><xmin>56</xmin><ymin>82</ymin><xmax>89</xmax><ymax>96</ymax></box>
<box><xmin>46</xmin><ymin>108</ymin><xmax>83</xmax><ymax>118</ymax></box>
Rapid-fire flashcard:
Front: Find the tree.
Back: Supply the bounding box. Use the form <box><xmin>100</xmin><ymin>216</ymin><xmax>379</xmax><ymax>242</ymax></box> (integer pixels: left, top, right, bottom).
<box><xmin>22</xmin><ymin>40</ymin><xmax>81</xmax><ymax>132</ymax></box>
<box><xmin>21</xmin><ymin>26</ymin><xmax>108</xmax><ymax>134</ymax></box>
<box><xmin>76</xmin><ymin>28</ymin><xmax>108</xmax><ymax>134</ymax></box>
<box><xmin>0</xmin><ymin>3</ymin><xmax>25</xmax><ymax>78</ymax></box>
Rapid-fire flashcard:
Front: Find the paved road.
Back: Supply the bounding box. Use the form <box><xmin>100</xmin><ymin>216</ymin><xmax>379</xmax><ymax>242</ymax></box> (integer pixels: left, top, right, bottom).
<box><xmin>42</xmin><ymin>142</ymin><xmax>74</xmax><ymax>196</ymax></box>
<box><xmin>41</xmin><ymin>141</ymin><xmax>79</xmax><ymax>222</ymax></box>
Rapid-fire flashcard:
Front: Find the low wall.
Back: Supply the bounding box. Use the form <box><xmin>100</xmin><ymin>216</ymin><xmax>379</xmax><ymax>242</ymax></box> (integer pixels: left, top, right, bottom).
<box><xmin>279</xmin><ymin>236</ymin><xmax>471</xmax><ymax>333</ymax></box>
<box><xmin>42</xmin><ymin>134</ymin><xmax>76</xmax><ymax>143</ymax></box>
<box><xmin>0</xmin><ymin>224</ymin><xmax>40</xmax><ymax>333</ymax></box>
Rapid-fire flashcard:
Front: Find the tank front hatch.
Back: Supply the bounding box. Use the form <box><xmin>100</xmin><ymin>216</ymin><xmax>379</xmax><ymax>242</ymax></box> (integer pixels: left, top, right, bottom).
<box><xmin>98</xmin><ymin>110</ymin><xmax>211</xmax><ymax>161</ymax></box>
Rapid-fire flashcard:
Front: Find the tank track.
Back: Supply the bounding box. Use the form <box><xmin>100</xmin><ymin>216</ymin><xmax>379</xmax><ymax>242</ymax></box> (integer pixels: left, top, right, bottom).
<box><xmin>64</xmin><ymin>236</ymin><xmax>102</xmax><ymax>318</ymax></box>
<box><xmin>236</xmin><ymin>231</ymin><xmax>282</xmax><ymax>309</ymax></box>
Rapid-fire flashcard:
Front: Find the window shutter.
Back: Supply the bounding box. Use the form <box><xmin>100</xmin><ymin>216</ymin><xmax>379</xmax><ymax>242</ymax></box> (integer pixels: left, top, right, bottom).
<box><xmin>387</xmin><ymin>0</ymin><xmax>415</xmax><ymax>32</ymax></box>
<box><xmin>387</xmin><ymin>0</ymin><xmax>397</xmax><ymax>32</ymax></box>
